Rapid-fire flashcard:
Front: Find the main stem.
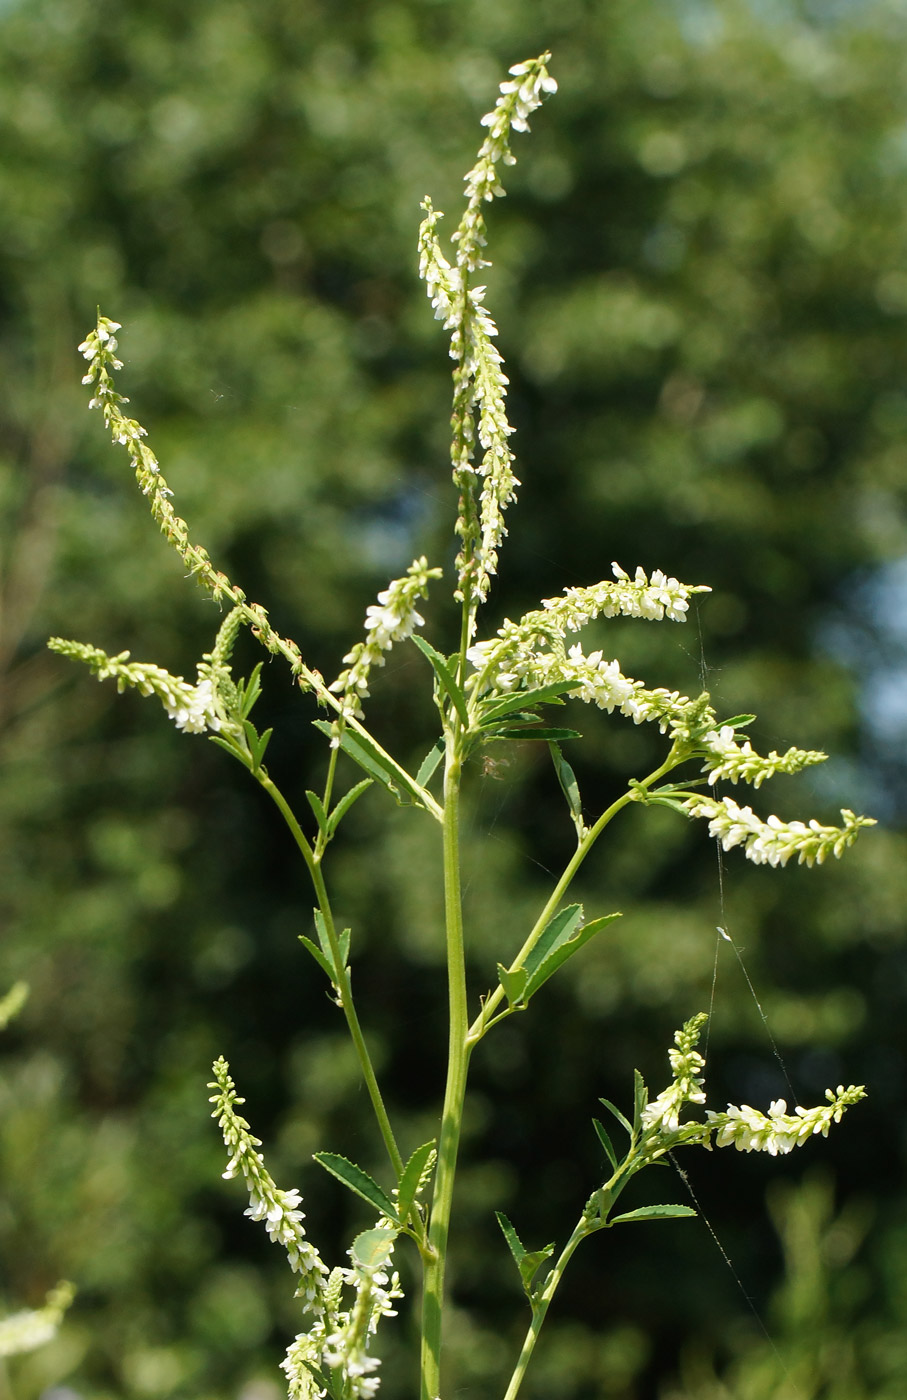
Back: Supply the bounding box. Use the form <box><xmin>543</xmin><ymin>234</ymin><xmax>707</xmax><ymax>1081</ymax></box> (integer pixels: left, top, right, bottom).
<box><xmin>421</xmin><ymin>737</ymin><xmax>470</xmax><ymax>1400</ymax></box>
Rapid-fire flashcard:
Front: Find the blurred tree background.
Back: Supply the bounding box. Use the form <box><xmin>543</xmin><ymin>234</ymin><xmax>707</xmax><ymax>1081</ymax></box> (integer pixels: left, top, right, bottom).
<box><xmin>2</xmin><ymin>0</ymin><xmax>907</xmax><ymax>1396</ymax></box>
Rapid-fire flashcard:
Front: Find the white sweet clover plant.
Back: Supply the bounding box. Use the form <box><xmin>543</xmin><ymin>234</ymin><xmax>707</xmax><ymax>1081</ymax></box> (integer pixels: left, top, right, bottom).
<box><xmin>49</xmin><ymin>54</ymin><xmax>871</xmax><ymax>1400</ymax></box>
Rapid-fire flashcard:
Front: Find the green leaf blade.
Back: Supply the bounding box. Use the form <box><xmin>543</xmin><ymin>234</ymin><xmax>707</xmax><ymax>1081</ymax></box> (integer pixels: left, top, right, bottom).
<box><xmin>396</xmin><ymin>1140</ymin><xmax>436</xmax><ymax>1223</ymax></box>
<box><xmin>411</xmin><ymin>635</ymin><xmax>470</xmax><ymax>726</ymax></box>
<box><xmin>611</xmin><ymin>1205</ymin><xmax>697</xmax><ymax>1224</ymax></box>
<box><xmin>327</xmin><ymin>779</ymin><xmax>373</xmax><ymax>837</ymax></box>
<box><xmin>306</xmin><ymin>789</ymin><xmax>329</xmax><ymax>835</ymax></box>
<box><xmin>350</xmin><ymin>1227</ymin><xmax>397</xmax><ymax>1269</ymax></box>
<box><xmin>592</xmin><ymin>1117</ymin><xmax>619</xmax><ymax>1173</ymax></box>
<box><xmin>599</xmin><ymin>1097</ymin><xmax>633</xmax><ymax>1138</ymax></box>
<box><xmin>523</xmin><ymin>912</ymin><xmax>620</xmax><ymax>1001</ymax></box>
<box><xmin>313</xmin><ymin>1152</ymin><xmax>399</xmax><ymax>1223</ymax></box>
<box><xmin>496</xmin><ymin>963</ymin><xmax>529</xmax><ymax>1009</ymax></box>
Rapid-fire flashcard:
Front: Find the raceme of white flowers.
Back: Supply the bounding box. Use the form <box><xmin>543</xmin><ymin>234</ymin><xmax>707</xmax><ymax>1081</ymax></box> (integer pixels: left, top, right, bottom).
<box><xmin>330</xmin><ymin>557</ymin><xmax>442</xmax><ymax>720</ymax></box>
<box><xmin>638</xmin><ymin>1015</ymin><xmax>866</xmax><ymax>1160</ymax></box>
<box><xmin>641</xmin><ymin>1013</ymin><xmax>708</xmax><ymax>1135</ymax></box>
<box><xmin>683</xmin><ymin>794</ymin><xmax>875</xmax><ymax>868</ymax></box>
<box><xmin>708</xmin><ymin>1086</ymin><xmax>868</xmax><ymax>1156</ymax></box>
<box><xmin>418</xmin><ymin>53</ymin><xmax>557</xmax><ymax>609</ymax></box>
<box><xmin>210</xmin><ymin>1060</ymin><xmax>401</xmax><ymax>1400</ymax></box>
<box><xmin>47</xmin><ymin>638</ymin><xmax>224</xmax><ymax>735</ymax></box>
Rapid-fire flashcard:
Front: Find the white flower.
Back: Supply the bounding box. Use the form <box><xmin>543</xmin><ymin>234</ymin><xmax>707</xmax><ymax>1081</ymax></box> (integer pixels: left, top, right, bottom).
<box><xmin>163</xmin><ymin>676</ymin><xmax>221</xmax><ymax>733</ymax></box>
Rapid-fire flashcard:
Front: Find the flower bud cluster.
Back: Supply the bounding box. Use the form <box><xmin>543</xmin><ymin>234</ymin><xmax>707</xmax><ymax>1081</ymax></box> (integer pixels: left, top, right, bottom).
<box><xmin>708</xmin><ymin>1085</ymin><xmax>867</xmax><ymax>1156</ymax></box>
<box><xmin>683</xmin><ymin>794</ymin><xmax>875</xmax><ymax>868</ymax></box>
<box><xmin>209</xmin><ymin>1059</ymin><xmax>328</xmax><ymax>1313</ymax></box>
<box><xmin>330</xmin><ymin>557</ymin><xmax>441</xmax><ymax>719</ymax></box>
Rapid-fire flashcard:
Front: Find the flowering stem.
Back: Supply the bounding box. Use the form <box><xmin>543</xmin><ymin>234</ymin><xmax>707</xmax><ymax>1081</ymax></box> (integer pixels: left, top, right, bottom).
<box><xmin>420</xmin><ymin>735</ymin><xmax>470</xmax><ymax>1400</ymax></box>
<box><xmin>468</xmin><ymin>751</ymin><xmax>682</xmax><ymax>1044</ymax></box>
<box><xmin>256</xmin><ymin>771</ymin><xmax>404</xmax><ymax>1179</ymax></box>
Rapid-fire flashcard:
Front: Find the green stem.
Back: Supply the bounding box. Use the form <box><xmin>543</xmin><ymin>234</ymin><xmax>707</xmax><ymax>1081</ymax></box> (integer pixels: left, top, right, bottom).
<box><xmin>468</xmin><ymin>750</ymin><xmax>682</xmax><ymax>1045</ymax></box>
<box><xmin>257</xmin><ymin>771</ymin><xmax>404</xmax><ymax>1179</ymax></box>
<box><xmin>421</xmin><ymin>738</ymin><xmax>470</xmax><ymax>1400</ymax></box>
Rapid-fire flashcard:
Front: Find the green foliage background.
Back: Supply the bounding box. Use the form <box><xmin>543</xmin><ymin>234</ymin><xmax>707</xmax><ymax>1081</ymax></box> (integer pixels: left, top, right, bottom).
<box><xmin>2</xmin><ymin>0</ymin><xmax>907</xmax><ymax>1396</ymax></box>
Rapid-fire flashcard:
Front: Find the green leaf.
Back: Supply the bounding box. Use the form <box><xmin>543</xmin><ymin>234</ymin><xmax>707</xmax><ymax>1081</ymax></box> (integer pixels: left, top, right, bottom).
<box><xmin>209</xmin><ymin>734</ymin><xmax>250</xmax><ymax>768</ymax></box>
<box><xmin>241</xmin><ymin>718</ymin><xmax>272</xmax><ymax>773</ymax></box>
<box><xmin>496</xmin><ymin>963</ymin><xmax>529</xmax><ymax>1008</ymax></box>
<box><xmin>415</xmin><ymin>738</ymin><xmax>445</xmax><ymax>788</ymax></box>
<box><xmin>480</xmin><ymin>681</ymin><xmax>575</xmax><ymax>723</ymax></box>
<box><xmin>298</xmin><ymin>1360</ymin><xmax>341</xmax><ymax>1399</ymax></box>
<box><xmin>495</xmin><ymin>1212</ymin><xmax>554</xmax><ymax>1297</ymax></box>
<box><xmin>523</xmin><ymin>905</ymin><xmax>584</xmax><ymax>979</ymax></box>
<box><xmin>299</xmin><ymin>935</ymin><xmax>336</xmax><ymax>983</ymax></box>
<box><xmin>306</xmin><ymin>790</ymin><xmax>329</xmax><ymax>835</ymax></box>
<box><xmin>395</xmin><ymin>1140</ymin><xmax>436</xmax><ymax>1223</ymax></box>
<box><xmin>350</xmin><ymin>1227</ymin><xmax>397</xmax><ymax>1269</ymax></box>
<box><xmin>411</xmin><ymin>635</ymin><xmax>470</xmax><ymax>726</ymax></box>
<box><xmin>313</xmin><ymin>908</ymin><xmax>332</xmax><ymax>962</ymax></box>
<box><xmin>633</xmin><ymin>1069</ymin><xmax>647</xmax><ymax>1134</ymax></box>
<box><xmin>721</xmin><ymin>714</ymin><xmax>757</xmax><ymax>730</ymax></box>
<box><xmin>313</xmin><ymin>1153</ymin><xmax>399</xmax><ymax>1223</ymax></box>
<box><xmin>312</xmin><ymin>719</ymin><xmax>425</xmax><ymax>807</ymax></box>
<box><xmin>611</xmin><ymin>1204</ymin><xmax>697</xmax><ymax>1225</ymax></box>
<box><xmin>523</xmin><ymin>912</ymin><xmax>619</xmax><ymax>1001</ymax></box>
<box><xmin>312</xmin><ymin>720</ymin><xmax>398</xmax><ymax>794</ymax></box>
<box><xmin>239</xmin><ymin>664</ymin><xmax>263</xmax><ymax>718</ymax></box>
<box><xmin>327</xmin><ymin>779</ymin><xmax>373</xmax><ymax>837</ymax></box>
<box><xmin>592</xmin><ymin>1118</ymin><xmax>619</xmax><ymax>1173</ymax></box>
<box><xmin>599</xmin><ymin>1097</ymin><xmax>633</xmax><ymax>1138</ymax></box>
<box><xmin>549</xmin><ymin>742</ymin><xmax>585</xmax><ymax>836</ymax></box>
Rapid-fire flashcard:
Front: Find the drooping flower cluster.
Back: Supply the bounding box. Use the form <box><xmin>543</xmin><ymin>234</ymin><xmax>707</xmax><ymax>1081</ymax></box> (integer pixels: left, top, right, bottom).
<box><xmin>209</xmin><ymin>1058</ymin><xmax>328</xmax><ymax>1312</ymax></box>
<box><xmin>75</xmin><ymin>316</ymin><xmax>311</xmax><ymax>683</ymax></box>
<box><xmin>683</xmin><ymin>794</ymin><xmax>875</xmax><ymax>868</ymax></box>
<box><xmin>418</xmin><ymin>53</ymin><xmax>557</xmax><ymax>610</ymax></box>
<box><xmin>47</xmin><ymin>638</ymin><xmax>224</xmax><ymax>735</ymax></box>
<box><xmin>330</xmin><ymin>557</ymin><xmax>441</xmax><ymax>719</ymax></box>
<box><xmin>708</xmin><ymin>1086</ymin><xmax>867</xmax><ymax>1156</ymax></box>
<box><xmin>641</xmin><ymin>1013</ymin><xmax>708</xmax><ymax>1135</ymax></box>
